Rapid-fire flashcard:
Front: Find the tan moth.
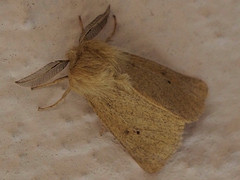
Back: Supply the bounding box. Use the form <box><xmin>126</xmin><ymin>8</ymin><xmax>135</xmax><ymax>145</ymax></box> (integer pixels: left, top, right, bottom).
<box><xmin>16</xmin><ymin>5</ymin><xmax>208</xmax><ymax>173</ymax></box>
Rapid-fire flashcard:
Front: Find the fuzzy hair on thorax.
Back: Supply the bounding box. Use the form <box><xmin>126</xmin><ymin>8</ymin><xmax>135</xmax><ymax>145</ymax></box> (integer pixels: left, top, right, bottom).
<box><xmin>67</xmin><ymin>40</ymin><xmax>130</xmax><ymax>97</ymax></box>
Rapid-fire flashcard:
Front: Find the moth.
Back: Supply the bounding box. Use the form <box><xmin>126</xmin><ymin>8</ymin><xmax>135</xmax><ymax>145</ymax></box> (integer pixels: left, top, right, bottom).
<box><xmin>16</xmin><ymin>5</ymin><xmax>208</xmax><ymax>173</ymax></box>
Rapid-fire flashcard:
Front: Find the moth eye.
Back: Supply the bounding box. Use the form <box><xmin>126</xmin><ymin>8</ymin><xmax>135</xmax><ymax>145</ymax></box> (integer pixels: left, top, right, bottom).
<box><xmin>167</xmin><ymin>80</ymin><xmax>171</xmax><ymax>84</ymax></box>
<box><xmin>124</xmin><ymin>130</ymin><xmax>130</xmax><ymax>135</ymax></box>
<box><xmin>130</xmin><ymin>62</ymin><xmax>135</xmax><ymax>67</ymax></box>
<box><xmin>106</xmin><ymin>102</ymin><xmax>112</xmax><ymax>107</ymax></box>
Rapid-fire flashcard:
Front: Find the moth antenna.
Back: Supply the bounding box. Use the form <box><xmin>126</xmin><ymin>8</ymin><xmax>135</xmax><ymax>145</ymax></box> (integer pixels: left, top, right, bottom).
<box><xmin>79</xmin><ymin>5</ymin><xmax>110</xmax><ymax>43</ymax></box>
<box><xmin>38</xmin><ymin>87</ymin><xmax>71</xmax><ymax>111</ymax></box>
<box><xmin>15</xmin><ymin>60</ymin><xmax>69</xmax><ymax>88</ymax></box>
<box><xmin>31</xmin><ymin>75</ymin><xmax>68</xmax><ymax>90</ymax></box>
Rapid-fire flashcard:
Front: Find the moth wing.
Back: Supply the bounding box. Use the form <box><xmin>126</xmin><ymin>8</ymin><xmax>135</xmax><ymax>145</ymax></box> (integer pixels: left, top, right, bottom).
<box><xmin>15</xmin><ymin>60</ymin><xmax>69</xmax><ymax>88</ymax></box>
<box><xmin>118</xmin><ymin>53</ymin><xmax>208</xmax><ymax>122</ymax></box>
<box><xmin>87</xmin><ymin>89</ymin><xmax>185</xmax><ymax>173</ymax></box>
<box><xmin>79</xmin><ymin>5</ymin><xmax>110</xmax><ymax>42</ymax></box>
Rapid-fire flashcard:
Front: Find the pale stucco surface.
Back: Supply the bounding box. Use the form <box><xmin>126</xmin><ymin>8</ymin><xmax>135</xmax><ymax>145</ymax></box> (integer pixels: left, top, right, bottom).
<box><xmin>0</xmin><ymin>0</ymin><xmax>240</xmax><ymax>179</ymax></box>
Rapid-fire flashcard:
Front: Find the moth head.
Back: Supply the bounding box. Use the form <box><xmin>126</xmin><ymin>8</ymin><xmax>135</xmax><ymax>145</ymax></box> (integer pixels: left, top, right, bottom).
<box><xmin>68</xmin><ymin>5</ymin><xmax>111</xmax><ymax>70</ymax></box>
<box><xmin>67</xmin><ymin>6</ymin><xmax>130</xmax><ymax>96</ymax></box>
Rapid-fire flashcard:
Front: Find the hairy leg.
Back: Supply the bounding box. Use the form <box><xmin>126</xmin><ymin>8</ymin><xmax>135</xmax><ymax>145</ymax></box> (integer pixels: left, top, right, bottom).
<box><xmin>38</xmin><ymin>87</ymin><xmax>71</xmax><ymax>111</ymax></box>
<box><xmin>105</xmin><ymin>15</ymin><xmax>117</xmax><ymax>42</ymax></box>
<box><xmin>79</xmin><ymin>15</ymin><xmax>84</xmax><ymax>33</ymax></box>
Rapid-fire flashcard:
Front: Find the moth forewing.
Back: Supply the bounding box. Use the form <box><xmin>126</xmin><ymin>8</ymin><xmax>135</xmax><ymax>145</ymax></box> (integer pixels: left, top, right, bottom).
<box><xmin>85</xmin><ymin>85</ymin><xmax>186</xmax><ymax>173</ymax></box>
<box><xmin>120</xmin><ymin>53</ymin><xmax>208</xmax><ymax>122</ymax></box>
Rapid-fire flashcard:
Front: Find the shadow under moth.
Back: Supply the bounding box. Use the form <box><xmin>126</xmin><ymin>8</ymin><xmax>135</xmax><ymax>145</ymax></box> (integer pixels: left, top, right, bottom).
<box><xmin>16</xmin><ymin>5</ymin><xmax>208</xmax><ymax>173</ymax></box>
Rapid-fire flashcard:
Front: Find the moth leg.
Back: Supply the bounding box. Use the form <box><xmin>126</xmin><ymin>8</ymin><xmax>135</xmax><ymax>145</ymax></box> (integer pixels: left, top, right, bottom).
<box><xmin>38</xmin><ymin>87</ymin><xmax>71</xmax><ymax>111</ymax></box>
<box><xmin>98</xmin><ymin>121</ymin><xmax>109</xmax><ymax>136</ymax></box>
<box><xmin>78</xmin><ymin>16</ymin><xmax>84</xmax><ymax>33</ymax></box>
<box><xmin>31</xmin><ymin>76</ymin><xmax>68</xmax><ymax>90</ymax></box>
<box><xmin>105</xmin><ymin>15</ymin><xmax>117</xmax><ymax>42</ymax></box>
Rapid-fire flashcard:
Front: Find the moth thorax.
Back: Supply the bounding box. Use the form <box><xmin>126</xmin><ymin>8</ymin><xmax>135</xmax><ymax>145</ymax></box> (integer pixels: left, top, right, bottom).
<box><xmin>68</xmin><ymin>40</ymin><xmax>131</xmax><ymax>96</ymax></box>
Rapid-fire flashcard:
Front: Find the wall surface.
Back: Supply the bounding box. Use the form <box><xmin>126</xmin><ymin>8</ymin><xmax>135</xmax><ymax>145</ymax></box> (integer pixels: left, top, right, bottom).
<box><xmin>0</xmin><ymin>0</ymin><xmax>239</xmax><ymax>179</ymax></box>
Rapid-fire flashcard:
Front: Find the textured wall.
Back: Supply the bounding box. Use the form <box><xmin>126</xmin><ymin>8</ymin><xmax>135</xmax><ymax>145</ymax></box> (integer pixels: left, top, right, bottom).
<box><xmin>0</xmin><ymin>0</ymin><xmax>239</xmax><ymax>179</ymax></box>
